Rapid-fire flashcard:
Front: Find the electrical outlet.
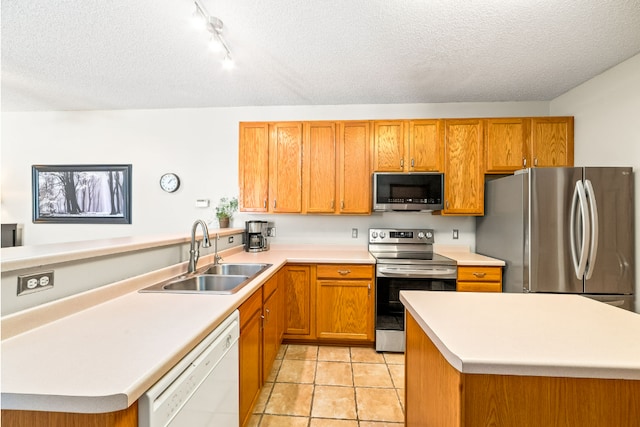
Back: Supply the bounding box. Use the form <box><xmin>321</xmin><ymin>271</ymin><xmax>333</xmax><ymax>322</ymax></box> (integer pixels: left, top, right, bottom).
<box><xmin>228</xmin><ymin>236</ymin><xmax>234</xmax><ymax>243</ymax></box>
<box><xmin>352</xmin><ymin>228</ymin><xmax>358</xmax><ymax>238</ymax></box>
<box><xmin>267</xmin><ymin>227</ymin><xmax>276</xmax><ymax>237</ymax></box>
<box><xmin>453</xmin><ymin>229</ymin><xmax>459</xmax><ymax>239</ymax></box>
<box><xmin>17</xmin><ymin>271</ymin><xmax>54</xmax><ymax>296</ymax></box>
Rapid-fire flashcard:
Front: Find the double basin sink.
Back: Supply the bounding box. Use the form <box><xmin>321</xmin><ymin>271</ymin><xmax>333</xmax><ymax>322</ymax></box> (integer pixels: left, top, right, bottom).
<box><xmin>141</xmin><ymin>263</ymin><xmax>272</xmax><ymax>295</ymax></box>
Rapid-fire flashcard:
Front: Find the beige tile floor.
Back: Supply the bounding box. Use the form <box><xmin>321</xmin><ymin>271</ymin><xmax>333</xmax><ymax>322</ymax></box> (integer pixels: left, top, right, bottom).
<box><xmin>248</xmin><ymin>344</ymin><xmax>405</xmax><ymax>427</ymax></box>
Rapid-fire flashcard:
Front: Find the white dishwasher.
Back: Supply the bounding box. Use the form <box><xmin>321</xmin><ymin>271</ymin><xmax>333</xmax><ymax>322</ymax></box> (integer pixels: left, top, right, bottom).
<box><xmin>139</xmin><ymin>310</ymin><xmax>239</xmax><ymax>427</ymax></box>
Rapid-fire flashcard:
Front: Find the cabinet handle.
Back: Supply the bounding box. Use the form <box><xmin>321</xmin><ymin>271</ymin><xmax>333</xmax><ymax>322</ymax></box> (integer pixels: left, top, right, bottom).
<box><xmin>411</xmin><ymin>158</ymin><xmax>415</xmax><ymax>168</ymax></box>
<box><xmin>265</xmin><ymin>308</ymin><xmax>270</xmax><ymax>321</ymax></box>
<box><xmin>523</xmin><ymin>158</ymin><xmax>527</xmax><ymax>167</ymax></box>
<box><xmin>534</xmin><ymin>158</ymin><xmax>538</xmax><ymax>167</ymax></box>
<box><xmin>341</xmin><ymin>200</ymin><xmax>345</xmax><ymax>209</ymax></box>
<box><xmin>446</xmin><ymin>200</ymin><xmax>450</xmax><ymax>209</ymax></box>
<box><xmin>264</xmin><ymin>200</ymin><xmax>267</xmax><ymax>208</ymax></box>
<box><xmin>368</xmin><ymin>283</ymin><xmax>371</xmax><ymax>297</ymax></box>
<box><xmin>331</xmin><ymin>200</ymin><xmax>335</xmax><ymax>209</ymax></box>
<box><xmin>473</xmin><ymin>272</ymin><xmax>486</xmax><ymax>278</ymax></box>
<box><xmin>273</xmin><ymin>199</ymin><xmax>277</xmax><ymax>208</ymax></box>
<box><xmin>338</xmin><ymin>269</ymin><xmax>351</xmax><ymax>276</ymax></box>
<box><xmin>400</xmin><ymin>159</ymin><xmax>404</xmax><ymax>168</ymax></box>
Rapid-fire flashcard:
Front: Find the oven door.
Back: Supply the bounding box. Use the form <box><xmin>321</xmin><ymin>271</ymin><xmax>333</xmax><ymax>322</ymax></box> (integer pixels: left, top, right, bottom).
<box><xmin>375</xmin><ymin>265</ymin><xmax>456</xmax><ymax>352</ymax></box>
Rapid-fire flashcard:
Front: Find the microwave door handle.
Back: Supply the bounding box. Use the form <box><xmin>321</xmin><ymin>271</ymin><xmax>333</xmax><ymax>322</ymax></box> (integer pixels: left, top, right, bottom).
<box><xmin>584</xmin><ymin>179</ymin><xmax>599</xmax><ymax>280</ymax></box>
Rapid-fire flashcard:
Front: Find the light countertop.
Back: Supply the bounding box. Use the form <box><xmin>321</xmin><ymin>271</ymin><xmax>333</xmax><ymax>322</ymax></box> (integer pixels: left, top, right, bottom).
<box><xmin>400</xmin><ymin>291</ymin><xmax>640</xmax><ymax>380</ymax></box>
<box><xmin>0</xmin><ymin>245</ymin><xmax>374</xmax><ymax>413</ymax></box>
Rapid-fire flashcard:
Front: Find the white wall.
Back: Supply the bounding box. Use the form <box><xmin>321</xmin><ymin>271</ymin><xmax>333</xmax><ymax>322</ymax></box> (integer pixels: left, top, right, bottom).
<box><xmin>550</xmin><ymin>52</ymin><xmax>640</xmax><ymax>311</ymax></box>
<box><xmin>1</xmin><ymin>101</ymin><xmax>548</xmax><ymax>247</ymax></box>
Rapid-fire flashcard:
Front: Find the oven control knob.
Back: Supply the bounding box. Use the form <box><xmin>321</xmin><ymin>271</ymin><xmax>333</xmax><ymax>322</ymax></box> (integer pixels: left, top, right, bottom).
<box><xmin>371</xmin><ymin>231</ymin><xmax>379</xmax><ymax>238</ymax></box>
<box><xmin>379</xmin><ymin>231</ymin><xmax>386</xmax><ymax>239</ymax></box>
<box><xmin>418</xmin><ymin>231</ymin><xmax>425</xmax><ymax>239</ymax></box>
<box><xmin>426</xmin><ymin>231</ymin><xmax>433</xmax><ymax>239</ymax></box>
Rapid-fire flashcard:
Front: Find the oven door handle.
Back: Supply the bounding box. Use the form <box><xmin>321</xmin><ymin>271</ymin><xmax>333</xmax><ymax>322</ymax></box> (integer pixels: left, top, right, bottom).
<box><xmin>376</xmin><ymin>267</ymin><xmax>457</xmax><ymax>278</ymax></box>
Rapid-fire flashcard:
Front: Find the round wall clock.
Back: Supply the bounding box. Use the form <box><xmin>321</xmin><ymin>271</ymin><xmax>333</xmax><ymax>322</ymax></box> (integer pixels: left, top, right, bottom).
<box><xmin>159</xmin><ymin>173</ymin><xmax>180</xmax><ymax>193</ymax></box>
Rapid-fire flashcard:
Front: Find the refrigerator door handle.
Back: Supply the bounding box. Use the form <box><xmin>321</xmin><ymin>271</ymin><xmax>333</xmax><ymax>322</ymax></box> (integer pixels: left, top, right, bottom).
<box><xmin>583</xmin><ymin>179</ymin><xmax>599</xmax><ymax>280</ymax></box>
<box><xmin>569</xmin><ymin>181</ymin><xmax>590</xmax><ymax>280</ymax></box>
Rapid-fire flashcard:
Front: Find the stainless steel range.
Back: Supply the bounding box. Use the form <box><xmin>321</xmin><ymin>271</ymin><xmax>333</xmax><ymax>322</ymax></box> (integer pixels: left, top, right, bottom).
<box><xmin>369</xmin><ymin>228</ymin><xmax>457</xmax><ymax>352</ymax></box>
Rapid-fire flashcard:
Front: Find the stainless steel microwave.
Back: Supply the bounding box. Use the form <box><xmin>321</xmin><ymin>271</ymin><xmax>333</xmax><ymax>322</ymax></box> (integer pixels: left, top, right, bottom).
<box><xmin>372</xmin><ymin>172</ymin><xmax>444</xmax><ymax>212</ymax></box>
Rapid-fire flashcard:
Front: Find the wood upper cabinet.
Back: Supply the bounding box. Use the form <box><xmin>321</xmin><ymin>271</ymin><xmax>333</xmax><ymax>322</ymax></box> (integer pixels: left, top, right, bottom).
<box><xmin>485</xmin><ymin>118</ymin><xmax>529</xmax><ymax>173</ymax></box>
<box><xmin>316</xmin><ymin>264</ymin><xmax>374</xmax><ymax>342</ymax></box>
<box><xmin>530</xmin><ymin>117</ymin><xmax>574</xmax><ymax>167</ymax></box>
<box><xmin>269</xmin><ymin>122</ymin><xmax>303</xmax><ymax>213</ymax></box>
<box><xmin>283</xmin><ymin>264</ymin><xmax>314</xmax><ymax>339</ymax></box>
<box><xmin>408</xmin><ymin>120</ymin><xmax>444</xmax><ymax>172</ymax></box>
<box><xmin>239</xmin><ymin>122</ymin><xmax>270</xmax><ymax>212</ymax></box>
<box><xmin>303</xmin><ymin>122</ymin><xmax>337</xmax><ymax>213</ymax></box>
<box><xmin>443</xmin><ymin>119</ymin><xmax>484</xmax><ymax>215</ymax></box>
<box><xmin>485</xmin><ymin>117</ymin><xmax>574</xmax><ymax>173</ymax></box>
<box><xmin>338</xmin><ymin>121</ymin><xmax>371</xmax><ymax>214</ymax></box>
<box><xmin>372</xmin><ymin>121</ymin><xmax>406</xmax><ymax>171</ymax></box>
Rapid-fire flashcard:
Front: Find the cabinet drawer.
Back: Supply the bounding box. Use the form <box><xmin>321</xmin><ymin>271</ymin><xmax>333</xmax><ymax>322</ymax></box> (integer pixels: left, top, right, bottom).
<box><xmin>239</xmin><ymin>288</ymin><xmax>263</xmax><ymax>329</ymax></box>
<box><xmin>262</xmin><ymin>274</ymin><xmax>278</xmax><ymax>300</ymax></box>
<box><xmin>457</xmin><ymin>281</ymin><xmax>502</xmax><ymax>292</ymax></box>
<box><xmin>457</xmin><ymin>266</ymin><xmax>501</xmax><ymax>282</ymax></box>
<box><xmin>316</xmin><ymin>264</ymin><xmax>373</xmax><ymax>279</ymax></box>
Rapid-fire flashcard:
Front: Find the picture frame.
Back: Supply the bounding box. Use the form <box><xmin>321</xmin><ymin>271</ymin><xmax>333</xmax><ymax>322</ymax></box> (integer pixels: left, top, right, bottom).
<box><xmin>32</xmin><ymin>164</ymin><xmax>132</xmax><ymax>224</ymax></box>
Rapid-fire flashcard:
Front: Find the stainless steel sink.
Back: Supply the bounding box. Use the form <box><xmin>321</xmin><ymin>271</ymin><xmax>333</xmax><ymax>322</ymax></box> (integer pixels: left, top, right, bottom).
<box><xmin>140</xmin><ymin>263</ymin><xmax>272</xmax><ymax>294</ymax></box>
<box><xmin>163</xmin><ymin>274</ymin><xmax>249</xmax><ymax>293</ymax></box>
<box><xmin>199</xmin><ymin>263</ymin><xmax>271</xmax><ymax>277</ymax></box>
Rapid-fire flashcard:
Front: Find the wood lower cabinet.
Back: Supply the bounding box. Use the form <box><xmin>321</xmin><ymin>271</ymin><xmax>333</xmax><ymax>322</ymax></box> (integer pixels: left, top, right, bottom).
<box><xmin>262</xmin><ymin>273</ymin><xmax>282</xmax><ymax>382</ymax></box>
<box><xmin>239</xmin><ymin>286</ymin><xmax>263</xmax><ymax>427</ymax></box>
<box><xmin>456</xmin><ymin>266</ymin><xmax>502</xmax><ymax>292</ymax></box>
<box><xmin>1</xmin><ymin>404</ymin><xmax>138</xmax><ymax>427</ymax></box>
<box><xmin>316</xmin><ymin>264</ymin><xmax>375</xmax><ymax>342</ymax></box>
<box><xmin>405</xmin><ymin>312</ymin><xmax>639</xmax><ymax>427</ymax></box>
<box><xmin>283</xmin><ymin>264</ymin><xmax>314</xmax><ymax>339</ymax></box>
<box><xmin>443</xmin><ymin>119</ymin><xmax>484</xmax><ymax>215</ymax></box>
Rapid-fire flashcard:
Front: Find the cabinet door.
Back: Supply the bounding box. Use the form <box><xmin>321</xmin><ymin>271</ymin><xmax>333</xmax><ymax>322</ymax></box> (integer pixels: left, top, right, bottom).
<box><xmin>316</xmin><ymin>279</ymin><xmax>373</xmax><ymax>342</ymax></box>
<box><xmin>239</xmin><ymin>123</ymin><xmax>269</xmax><ymax>212</ymax></box>
<box><xmin>530</xmin><ymin>117</ymin><xmax>574</xmax><ymax>167</ymax></box>
<box><xmin>338</xmin><ymin>121</ymin><xmax>371</xmax><ymax>214</ymax></box>
<box><xmin>457</xmin><ymin>266</ymin><xmax>502</xmax><ymax>292</ymax></box>
<box><xmin>283</xmin><ymin>265</ymin><xmax>314</xmax><ymax>338</ymax></box>
<box><xmin>372</xmin><ymin>121</ymin><xmax>406</xmax><ymax>171</ymax></box>
<box><xmin>443</xmin><ymin>120</ymin><xmax>484</xmax><ymax>215</ymax></box>
<box><xmin>485</xmin><ymin>118</ymin><xmax>529</xmax><ymax>173</ymax></box>
<box><xmin>409</xmin><ymin>120</ymin><xmax>443</xmax><ymax>172</ymax></box>
<box><xmin>269</xmin><ymin>122</ymin><xmax>303</xmax><ymax>213</ymax></box>
<box><xmin>262</xmin><ymin>285</ymin><xmax>280</xmax><ymax>382</ymax></box>
<box><xmin>304</xmin><ymin>122</ymin><xmax>337</xmax><ymax>213</ymax></box>
<box><xmin>239</xmin><ymin>289</ymin><xmax>263</xmax><ymax>426</ymax></box>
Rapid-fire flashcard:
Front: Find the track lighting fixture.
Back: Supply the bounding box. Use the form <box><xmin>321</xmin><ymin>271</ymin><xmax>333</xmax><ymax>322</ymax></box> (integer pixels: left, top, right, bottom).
<box><xmin>193</xmin><ymin>0</ymin><xmax>233</xmax><ymax>69</ymax></box>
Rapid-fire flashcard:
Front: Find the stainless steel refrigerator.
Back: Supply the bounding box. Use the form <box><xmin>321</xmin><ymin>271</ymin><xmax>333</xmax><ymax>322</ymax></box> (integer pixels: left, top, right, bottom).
<box><xmin>476</xmin><ymin>167</ymin><xmax>635</xmax><ymax>311</ymax></box>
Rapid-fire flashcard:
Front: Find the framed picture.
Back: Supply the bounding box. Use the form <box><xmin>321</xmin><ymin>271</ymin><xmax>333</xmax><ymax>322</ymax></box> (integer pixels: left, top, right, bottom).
<box><xmin>32</xmin><ymin>164</ymin><xmax>132</xmax><ymax>224</ymax></box>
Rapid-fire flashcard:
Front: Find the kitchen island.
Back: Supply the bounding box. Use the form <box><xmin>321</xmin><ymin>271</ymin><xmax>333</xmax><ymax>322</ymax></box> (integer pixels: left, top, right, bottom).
<box><xmin>400</xmin><ymin>291</ymin><xmax>640</xmax><ymax>427</ymax></box>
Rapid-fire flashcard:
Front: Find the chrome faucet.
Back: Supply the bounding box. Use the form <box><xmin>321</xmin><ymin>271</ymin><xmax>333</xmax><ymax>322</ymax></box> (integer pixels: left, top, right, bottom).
<box><xmin>188</xmin><ymin>220</ymin><xmax>211</xmax><ymax>274</ymax></box>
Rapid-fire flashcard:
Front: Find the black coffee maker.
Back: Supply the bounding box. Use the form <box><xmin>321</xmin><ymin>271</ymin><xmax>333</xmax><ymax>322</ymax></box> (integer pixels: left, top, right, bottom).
<box><xmin>245</xmin><ymin>220</ymin><xmax>269</xmax><ymax>252</ymax></box>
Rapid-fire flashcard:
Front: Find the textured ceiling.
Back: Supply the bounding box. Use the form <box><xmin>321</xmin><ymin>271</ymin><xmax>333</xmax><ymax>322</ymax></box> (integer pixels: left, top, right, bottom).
<box><xmin>2</xmin><ymin>0</ymin><xmax>640</xmax><ymax>111</ymax></box>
